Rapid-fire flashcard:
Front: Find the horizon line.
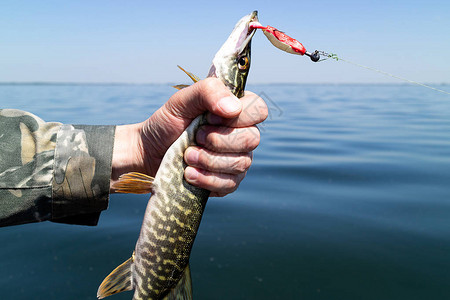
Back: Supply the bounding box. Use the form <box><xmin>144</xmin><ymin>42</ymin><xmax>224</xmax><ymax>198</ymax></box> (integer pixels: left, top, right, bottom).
<box><xmin>1</xmin><ymin>81</ymin><xmax>449</xmax><ymax>86</ymax></box>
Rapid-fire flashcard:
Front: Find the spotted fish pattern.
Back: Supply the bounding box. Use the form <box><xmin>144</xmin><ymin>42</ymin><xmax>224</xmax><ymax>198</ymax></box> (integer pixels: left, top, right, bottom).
<box><xmin>98</xmin><ymin>11</ymin><xmax>258</xmax><ymax>300</ymax></box>
<box><xmin>134</xmin><ymin>115</ymin><xmax>209</xmax><ymax>299</ymax></box>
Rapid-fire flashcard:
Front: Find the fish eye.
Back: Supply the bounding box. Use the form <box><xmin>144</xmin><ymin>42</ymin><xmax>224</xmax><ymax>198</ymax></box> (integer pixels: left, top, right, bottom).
<box><xmin>238</xmin><ymin>56</ymin><xmax>249</xmax><ymax>70</ymax></box>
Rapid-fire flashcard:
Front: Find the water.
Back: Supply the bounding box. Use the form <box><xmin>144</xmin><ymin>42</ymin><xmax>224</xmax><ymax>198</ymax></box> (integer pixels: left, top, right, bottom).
<box><xmin>1</xmin><ymin>83</ymin><xmax>450</xmax><ymax>299</ymax></box>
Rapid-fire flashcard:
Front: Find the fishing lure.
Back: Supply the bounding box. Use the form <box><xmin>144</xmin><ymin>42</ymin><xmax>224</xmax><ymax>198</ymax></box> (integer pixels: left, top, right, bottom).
<box><xmin>249</xmin><ymin>21</ymin><xmax>321</xmax><ymax>62</ymax></box>
<box><xmin>251</xmin><ymin>21</ymin><xmax>449</xmax><ymax>95</ymax></box>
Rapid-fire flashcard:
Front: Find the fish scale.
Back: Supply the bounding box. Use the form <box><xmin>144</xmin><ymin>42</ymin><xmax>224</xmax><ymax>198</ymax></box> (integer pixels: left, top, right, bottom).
<box><xmin>97</xmin><ymin>11</ymin><xmax>258</xmax><ymax>300</ymax></box>
<box><xmin>133</xmin><ymin>115</ymin><xmax>209</xmax><ymax>299</ymax></box>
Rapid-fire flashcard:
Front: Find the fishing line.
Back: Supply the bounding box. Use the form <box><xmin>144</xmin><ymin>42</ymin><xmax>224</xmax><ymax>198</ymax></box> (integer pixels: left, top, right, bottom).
<box><xmin>250</xmin><ymin>22</ymin><xmax>449</xmax><ymax>96</ymax></box>
<box><xmin>315</xmin><ymin>51</ymin><xmax>450</xmax><ymax>96</ymax></box>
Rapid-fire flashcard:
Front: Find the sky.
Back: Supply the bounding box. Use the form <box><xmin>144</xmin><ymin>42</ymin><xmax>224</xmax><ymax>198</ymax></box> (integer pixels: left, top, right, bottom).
<box><xmin>1</xmin><ymin>0</ymin><xmax>449</xmax><ymax>84</ymax></box>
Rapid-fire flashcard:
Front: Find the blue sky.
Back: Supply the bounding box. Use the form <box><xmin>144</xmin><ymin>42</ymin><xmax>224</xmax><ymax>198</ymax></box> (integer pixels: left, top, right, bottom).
<box><xmin>1</xmin><ymin>0</ymin><xmax>449</xmax><ymax>84</ymax></box>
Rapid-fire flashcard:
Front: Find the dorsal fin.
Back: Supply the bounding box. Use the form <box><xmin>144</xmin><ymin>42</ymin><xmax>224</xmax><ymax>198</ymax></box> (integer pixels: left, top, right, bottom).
<box><xmin>177</xmin><ymin>65</ymin><xmax>200</xmax><ymax>83</ymax></box>
<box><xmin>172</xmin><ymin>66</ymin><xmax>201</xmax><ymax>90</ymax></box>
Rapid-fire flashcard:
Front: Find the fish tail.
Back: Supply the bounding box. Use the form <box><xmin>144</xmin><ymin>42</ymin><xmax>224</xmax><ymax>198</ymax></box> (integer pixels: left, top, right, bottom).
<box><xmin>97</xmin><ymin>257</ymin><xmax>193</xmax><ymax>299</ymax></box>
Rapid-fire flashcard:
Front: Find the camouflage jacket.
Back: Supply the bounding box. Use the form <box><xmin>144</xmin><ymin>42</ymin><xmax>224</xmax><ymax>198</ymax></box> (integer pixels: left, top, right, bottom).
<box><xmin>0</xmin><ymin>109</ymin><xmax>115</xmax><ymax>227</ymax></box>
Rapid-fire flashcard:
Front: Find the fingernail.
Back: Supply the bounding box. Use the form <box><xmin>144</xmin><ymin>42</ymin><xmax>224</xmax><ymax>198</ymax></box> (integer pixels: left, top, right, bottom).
<box><xmin>218</xmin><ymin>96</ymin><xmax>241</xmax><ymax>114</ymax></box>
<box><xmin>186</xmin><ymin>148</ymin><xmax>199</xmax><ymax>164</ymax></box>
<box><xmin>185</xmin><ymin>167</ymin><xmax>198</xmax><ymax>181</ymax></box>
<box><xmin>196</xmin><ymin>128</ymin><xmax>206</xmax><ymax>145</ymax></box>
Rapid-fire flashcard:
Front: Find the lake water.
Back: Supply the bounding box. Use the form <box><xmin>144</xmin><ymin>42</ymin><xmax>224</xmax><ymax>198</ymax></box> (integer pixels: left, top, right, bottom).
<box><xmin>1</xmin><ymin>83</ymin><xmax>450</xmax><ymax>299</ymax></box>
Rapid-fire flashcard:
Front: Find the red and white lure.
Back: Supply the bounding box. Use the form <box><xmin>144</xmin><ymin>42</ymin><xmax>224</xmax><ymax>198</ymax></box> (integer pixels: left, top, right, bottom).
<box><xmin>249</xmin><ymin>21</ymin><xmax>321</xmax><ymax>62</ymax></box>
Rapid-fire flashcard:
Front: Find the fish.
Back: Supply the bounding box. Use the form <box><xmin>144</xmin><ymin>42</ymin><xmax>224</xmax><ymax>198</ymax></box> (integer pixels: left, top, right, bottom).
<box><xmin>97</xmin><ymin>11</ymin><xmax>259</xmax><ymax>300</ymax></box>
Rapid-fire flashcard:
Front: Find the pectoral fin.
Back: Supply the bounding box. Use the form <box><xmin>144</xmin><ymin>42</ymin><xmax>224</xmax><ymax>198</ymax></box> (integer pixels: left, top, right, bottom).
<box><xmin>163</xmin><ymin>265</ymin><xmax>193</xmax><ymax>300</ymax></box>
<box><xmin>173</xmin><ymin>84</ymin><xmax>190</xmax><ymax>90</ymax></box>
<box><xmin>112</xmin><ymin>172</ymin><xmax>154</xmax><ymax>194</ymax></box>
<box><xmin>97</xmin><ymin>255</ymin><xmax>134</xmax><ymax>299</ymax></box>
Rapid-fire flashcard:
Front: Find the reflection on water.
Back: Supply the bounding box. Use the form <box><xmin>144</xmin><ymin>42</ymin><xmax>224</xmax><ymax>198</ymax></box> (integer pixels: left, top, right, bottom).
<box><xmin>1</xmin><ymin>84</ymin><xmax>450</xmax><ymax>299</ymax></box>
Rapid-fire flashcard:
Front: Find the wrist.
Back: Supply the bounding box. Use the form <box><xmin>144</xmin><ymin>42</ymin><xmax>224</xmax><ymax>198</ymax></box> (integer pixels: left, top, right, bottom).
<box><xmin>111</xmin><ymin>123</ymin><xmax>143</xmax><ymax>192</ymax></box>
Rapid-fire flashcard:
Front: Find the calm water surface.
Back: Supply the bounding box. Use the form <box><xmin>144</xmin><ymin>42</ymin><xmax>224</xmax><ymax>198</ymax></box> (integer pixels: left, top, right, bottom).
<box><xmin>1</xmin><ymin>83</ymin><xmax>450</xmax><ymax>299</ymax></box>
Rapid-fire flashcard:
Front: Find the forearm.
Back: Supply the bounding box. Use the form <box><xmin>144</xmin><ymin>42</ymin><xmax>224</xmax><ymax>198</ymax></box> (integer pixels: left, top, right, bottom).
<box><xmin>52</xmin><ymin>124</ymin><xmax>115</xmax><ymax>225</ymax></box>
<box><xmin>0</xmin><ymin>109</ymin><xmax>115</xmax><ymax>227</ymax></box>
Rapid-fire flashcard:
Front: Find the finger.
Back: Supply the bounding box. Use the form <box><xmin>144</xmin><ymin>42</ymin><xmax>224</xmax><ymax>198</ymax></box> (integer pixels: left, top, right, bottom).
<box><xmin>184</xmin><ymin>166</ymin><xmax>246</xmax><ymax>195</ymax></box>
<box><xmin>196</xmin><ymin>125</ymin><xmax>260</xmax><ymax>153</ymax></box>
<box><xmin>206</xmin><ymin>91</ymin><xmax>268</xmax><ymax>127</ymax></box>
<box><xmin>184</xmin><ymin>146</ymin><xmax>252</xmax><ymax>175</ymax></box>
<box><xmin>165</xmin><ymin>78</ymin><xmax>242</xmax><ymax>122</ymax></box>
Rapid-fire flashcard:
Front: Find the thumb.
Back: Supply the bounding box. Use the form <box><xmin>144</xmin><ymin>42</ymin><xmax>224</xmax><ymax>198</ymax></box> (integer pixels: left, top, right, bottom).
<box><xmin>166</xmin><ymin>78</ymin><xmax>242</xmax><ymax>121</ymax></box>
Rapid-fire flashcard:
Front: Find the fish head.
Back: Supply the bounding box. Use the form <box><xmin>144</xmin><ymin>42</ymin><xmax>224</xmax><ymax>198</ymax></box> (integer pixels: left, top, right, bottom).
<box><xmin>207</xmin><ymin>11</ymin><xmax>258</xmax><ymax>98</ymax></box>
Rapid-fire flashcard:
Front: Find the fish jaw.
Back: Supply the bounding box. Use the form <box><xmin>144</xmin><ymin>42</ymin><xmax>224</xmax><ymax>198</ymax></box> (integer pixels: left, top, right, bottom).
<box><xmin>207</xmin><ymin>10</ymin><xmax>258</xmax><ymax>98</ymax></box>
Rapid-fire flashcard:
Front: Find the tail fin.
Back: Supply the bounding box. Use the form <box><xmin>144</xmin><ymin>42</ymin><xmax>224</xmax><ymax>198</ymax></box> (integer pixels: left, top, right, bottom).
<box><xmin>112</xmin><ymin>172</ymin><xmax>154</xmax><ymax>194</ymax></box>
<box><xmin>97</xmin><ymin>255</ymin><xmax>134</xmax><ymax>299</ymax></box>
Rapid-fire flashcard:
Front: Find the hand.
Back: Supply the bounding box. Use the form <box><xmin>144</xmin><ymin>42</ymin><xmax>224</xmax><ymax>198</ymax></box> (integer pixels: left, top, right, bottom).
<box><xmin>111</xmin><ymin>78</ymin><xmax>268</xmax><ymax>197</ymax></box>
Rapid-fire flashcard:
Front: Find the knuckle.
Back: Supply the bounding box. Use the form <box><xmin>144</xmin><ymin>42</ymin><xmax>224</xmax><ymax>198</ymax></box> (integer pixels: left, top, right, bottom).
<box><xmin>196</xmin><ymin>169</ymin><xmax>215</xmax><ymax>190</ymax></box>
<box><xmin>243</xmin><ymin>126</ymin><xmax>260</xmax><ymax>151</ymax></box>
<box><xmin>214</xmin><ymin>192</ymin><xmax>228</xmax><ymax>198</ymax></box>
<box><xmin>204</xmin><ymin>133</ymin><xmax>219</xmax><ymax>151</ymax></box>
<box><xmin>216</xmin><ymin>174</ymin><xmax>239</xmax><ymax>193</ymax></box>
<box><xmin>224</xmin><ymin>178</ymin><xmax>239</xmax><ymax>192</ymax></box>
<box><xmin>233</xmin><ymin>155</ymin><xmax>252</xmax><ymax>173</ymax></box>
<box><xmin>193</xmin><ymin>78</ymin><xmax>225</xmax><ymax>112</ymax></box>
<box><xmin>201</xmin><ymin>126</ymin><xmax>260</xmax><ymax>153</ymax></box>
<box><xmin>204</xmin><ymin>174</ymin><xmax>217</xmax><ymax>189</ymax></box>
<box><xmin>243</xmin><ymin>92</ymin><xmax>268</xmax><ymax>124</ymax></box>
<box><xmin>199</xmin><ymin>78</ymin><xmax>225</xmax><ymax>97</ymax></box>
<box><xmin>259</xmin><ymin>99</ymin><xmax>269</xmax><ymax>121</ymax></box>
<box><xmin>242</xmin><ymin>154</ymin><xmax>253</xmax><ymax>170</ymax></box>
<box><xmin>204</xmin><ymin>152</ymin><xmax>219</xmax><ymax>171</ymax></box>
<box><xmin>208</xmin><ymin>128</ymin><xmax>234</xmax><ymax>151</ymax></box>
<box><xmin>200</xmin><ymin>77</ymin><xmax>219</xmax><ymax>91</ymax></box>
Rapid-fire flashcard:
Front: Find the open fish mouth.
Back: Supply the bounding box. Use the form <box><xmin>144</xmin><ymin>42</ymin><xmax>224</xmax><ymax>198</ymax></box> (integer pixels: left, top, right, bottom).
<box><xmin>235</xmin><ymin>11</ymin><xmax>259</xmax><ymax>54</ymax></box>
<box><xmin>206</xmin><ymin>11</ymin><xmax>258</xmax><ymax>98</ymax></box>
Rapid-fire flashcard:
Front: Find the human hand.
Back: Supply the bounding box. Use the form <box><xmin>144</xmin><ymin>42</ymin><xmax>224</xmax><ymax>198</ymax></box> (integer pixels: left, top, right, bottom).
<box><xmin>111</xmin><ymin>78</ymin><xmax>268</xmax><ymax>197</ymax></box>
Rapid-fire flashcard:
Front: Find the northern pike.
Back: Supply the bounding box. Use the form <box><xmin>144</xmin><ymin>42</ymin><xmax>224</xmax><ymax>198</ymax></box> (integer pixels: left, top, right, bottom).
<box><xmin>97</xmin><ymin>11</ymin><xmax>258</xmax><ymax>300</ymax></box>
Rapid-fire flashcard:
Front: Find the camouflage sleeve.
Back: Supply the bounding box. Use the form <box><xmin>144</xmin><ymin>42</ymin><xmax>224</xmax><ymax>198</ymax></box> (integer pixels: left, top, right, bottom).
<box><xmin>0</xmin><ymin>109</ymin><xmax>115</xmax><ymax>227</ymax></box>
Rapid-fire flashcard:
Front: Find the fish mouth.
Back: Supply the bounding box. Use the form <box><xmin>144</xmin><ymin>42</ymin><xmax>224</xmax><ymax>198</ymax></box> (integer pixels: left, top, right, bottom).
<box><xmin>236</xmin><ymin>11</ymin><xmax>258</xmax><ymax>54</ymax></box>
<box><xmin>247</xmin><ymin>11</ymin><xmax>259</xmax><ymax>34</ymax></box>
<box><xmin>207</xmin><ymin>11</ymin><xmax>259</xmax><ymax>81</ymax></box>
